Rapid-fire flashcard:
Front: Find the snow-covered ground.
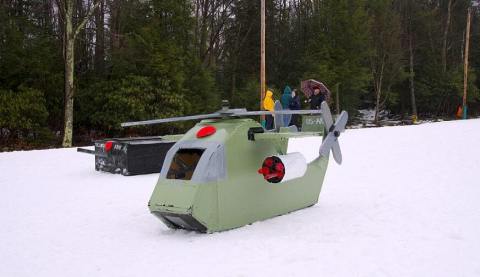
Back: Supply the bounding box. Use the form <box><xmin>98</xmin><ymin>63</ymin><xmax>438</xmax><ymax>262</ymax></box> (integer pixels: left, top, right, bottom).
<box><xmin>1</xmin><ymin>119</ymin><xmax>480</xmax><ymax>277</ymax></box>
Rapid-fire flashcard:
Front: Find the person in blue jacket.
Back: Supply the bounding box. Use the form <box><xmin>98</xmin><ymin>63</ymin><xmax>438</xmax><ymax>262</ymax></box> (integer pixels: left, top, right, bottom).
<box><xmin>280</xmin><ymin>86</ymin><xmax>292</xmax><ymax>126</ymax></box>
<box><xmin>280</xmin><ymin>86</ymin><xmax>292</xmax><ymax>109</ymax></box>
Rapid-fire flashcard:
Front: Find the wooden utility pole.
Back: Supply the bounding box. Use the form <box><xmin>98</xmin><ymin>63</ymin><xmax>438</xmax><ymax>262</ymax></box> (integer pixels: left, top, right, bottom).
<box><xmin>462</xmin><ymin>7</ymin><xmax>471</xmax><ymax>119</ymax></box>
<box><xmin>260</xmin><ymin>0</ymin><xmax>266</xmax><ymax>112</ymax></box>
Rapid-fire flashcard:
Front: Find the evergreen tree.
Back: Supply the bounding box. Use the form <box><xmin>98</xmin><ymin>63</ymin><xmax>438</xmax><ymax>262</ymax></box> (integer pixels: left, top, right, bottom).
<box><xmin>1</xmin><ymin>0</ymin><xmax>480</xmax><ymax>149</ymax></box>
<box><xmin>302</xmin><ymin>0</ymin><xmax>371</xmax><ymax>114</ymax></box>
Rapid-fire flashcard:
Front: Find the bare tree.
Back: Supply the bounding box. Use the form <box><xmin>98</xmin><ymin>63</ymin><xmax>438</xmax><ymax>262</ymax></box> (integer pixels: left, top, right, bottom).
<box><xmin>442</xmin><ymin>0</ymin><xmax>455</xmax><ymax>73</ymax></box>
<box><xmin>55</xmin><ymin>0</ymin><xmax>100</xmax><ymax>147</ymax></box>
<box><xmin>369</xmin><ymin>0</ymin><xmax>403</xmax><ymax>125</ymax></box>
<box><xmin>193</xmin><ymin>0</ymin><xmax>234</xmax><ymax>66</ymax></box>
<box><xmin>94</xmin><ymin>0</ymin><xmax>105</xmax><ymax>74</ymax></box>
<box><xmin>399</xmin><ymin>0</ymin><xmax>418</xmax><ymax>121</ymax></box>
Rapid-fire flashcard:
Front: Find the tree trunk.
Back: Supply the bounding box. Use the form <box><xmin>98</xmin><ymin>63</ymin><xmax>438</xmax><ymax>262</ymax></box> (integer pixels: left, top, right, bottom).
<box><xmin>94</xmin><ymin>0</ymin><xmax>105</xmax><ymax>74</ymax></box>
<box><xmin>442</xmin><ymin>0</ymin><xmax>453</xmax><ymax>73</ymax></box>
<box><xmin>76</xmin><ymin>0</ymin><xmax>88</xmax><ymax>74</ymax></box>
<box><xmin>199</xmin><ymin>0</ymin><xmax>210</xmax><ymax>60</ymax></box>
<box><xmin>374</xmin><ymin>79</ymin><xmax>382</xmax><ymax>125</ymax></box>
<box><xmin>335</xmin><ymin>83</ymin><xmax>340</xmax><ymax>115</ymax></box>
<box><xmin>408</xmin><ymin>34</ymin><xmax>417</xmax><ymax>121</ymax></box>
<box><xmin>194</xmin><ymin>0</ymin><xmax>200</xmax><ymax>55</ymax></box>
<box><xmin>59</xmin><ymin>0</ymin><xmax>99</xmax><ymax>147</ymax></box>
<box><xmin>373</xmin><ymin>56</ymin><xmax>385</xmax><ymax>125</ymax></box>
<box><xmin>62</xmin><ymin>15</ymin><xmax>75</xmax><ymax>147</ymax></box>
<box><xmin>109</xmin><ymin>0</ymin><xmax>120</xmax><ymax>51</ymax></box>
<box><xmin>230</xmin><ymin>70</ymin><xmax>236</xmax><ymax>104</ymax></box>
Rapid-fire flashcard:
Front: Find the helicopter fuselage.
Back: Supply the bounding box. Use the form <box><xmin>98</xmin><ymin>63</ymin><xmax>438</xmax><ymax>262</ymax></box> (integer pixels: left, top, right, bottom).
<box><xmin>148</xmin><ymin>118</ymin><xmax>329</xmax><ymax>233</ymax></box>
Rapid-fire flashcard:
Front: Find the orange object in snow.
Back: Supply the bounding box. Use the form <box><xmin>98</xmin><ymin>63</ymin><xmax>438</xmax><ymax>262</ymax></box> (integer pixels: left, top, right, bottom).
<box><xmin>456</xmin><ymin>106</ymin><xmax>463</xmax><ymax>118</ymax></box>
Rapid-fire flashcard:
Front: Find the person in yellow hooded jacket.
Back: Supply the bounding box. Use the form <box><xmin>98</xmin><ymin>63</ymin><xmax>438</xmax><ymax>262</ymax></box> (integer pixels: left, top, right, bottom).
<box><xmin>263</xmin><ymin>90</ymin><xmax>275</xmax><ymax>129</ymax></box>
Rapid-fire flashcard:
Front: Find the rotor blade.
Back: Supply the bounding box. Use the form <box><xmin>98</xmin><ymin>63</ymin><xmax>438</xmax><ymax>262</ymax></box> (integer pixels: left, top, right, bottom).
<box><xmin>334</xmin><ymin>111</ymin><xmax>348</xmax><ymax>133</ymax></box>
<box><xmin>233</xmin><ymin>110</ymin><xmax>323</xmax><ymax>116</ymax></box>
<box><xmin>319</xmin><ymin>132</ymin><xmax>336</xmax><ymax>158</ymax></box>
<box><xmin>331</xmin><ymin>141</ymin><xmax>342</xmax><ymax>164</ymax></box>
<box><xmin>121</xmin><ymin>113</ymin><xmax>222</xmax><ymax>127</ymax></box>
<box><xmin>321</xmin><ymin>102</ymin><xmax>333</xmax><ymax>130</ymax></box>
<box><xmin>122</xmin><ymin>109</ymin><xmax>325</xmax><ymax>127</ymax></box>
<box><xmin>273</xmin><ymin>101</ymin><xmax>284</xmax><ymax>130</ymax></box>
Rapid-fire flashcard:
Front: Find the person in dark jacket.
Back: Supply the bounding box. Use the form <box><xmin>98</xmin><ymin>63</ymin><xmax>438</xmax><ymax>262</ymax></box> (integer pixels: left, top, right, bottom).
<box><xmin>289</xmin><ymin>89</ymin><xmax>301</xmax><ymax>128</ymax></box>
<box><xmin>289</xmin><ymin>89</ymin><xmax>301</xmax><ymax>110</ymax></box>
<box><xmin>309</xmin><ymin>87</ymin><xmax>325</xmax><ymax>110</ymax></box>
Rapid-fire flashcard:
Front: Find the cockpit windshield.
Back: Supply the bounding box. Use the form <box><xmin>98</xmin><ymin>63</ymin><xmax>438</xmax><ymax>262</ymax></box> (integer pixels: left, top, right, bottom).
<box><xmin>161</xmin><ymin>141</ymin><xmax>226</xmax><ymax>183</ymax></box>
<box><xmin>167</xmin><ymin>149</ymin><xmax>205</xmax><ymax>180</ymax></box>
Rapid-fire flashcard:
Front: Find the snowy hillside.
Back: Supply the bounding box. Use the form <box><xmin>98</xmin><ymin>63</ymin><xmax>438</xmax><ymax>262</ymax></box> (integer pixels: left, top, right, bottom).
<box><xmin>1</xmin><ymin>119</ymin><xmax>480</xmax><ymax>277</ymax></box>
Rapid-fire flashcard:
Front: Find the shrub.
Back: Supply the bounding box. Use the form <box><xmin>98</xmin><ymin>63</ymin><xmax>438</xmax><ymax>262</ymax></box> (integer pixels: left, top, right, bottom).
<box><xmin>0</xmin><ymin>86</ymin><xmax>49</xmax><ymax>142</ymax></box>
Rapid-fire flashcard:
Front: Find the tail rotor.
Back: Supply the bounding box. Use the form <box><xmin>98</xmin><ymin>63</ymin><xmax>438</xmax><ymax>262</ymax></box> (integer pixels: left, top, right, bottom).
<box><xmin>319</xmin><ymin>102</ymin><xmax>348</xmax><ymax>164</ymax></box>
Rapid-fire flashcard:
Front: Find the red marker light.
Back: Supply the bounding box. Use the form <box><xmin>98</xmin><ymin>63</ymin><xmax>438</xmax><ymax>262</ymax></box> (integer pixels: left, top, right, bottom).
<box><xmin>196</xmin><ymin>125</ymin><xmax>216</xmax><ymax>138</ymax></box>
<box><xmin>104</xmin><ymin>141</ymin><xmax>113</xmax><ymax>152</ymax></box>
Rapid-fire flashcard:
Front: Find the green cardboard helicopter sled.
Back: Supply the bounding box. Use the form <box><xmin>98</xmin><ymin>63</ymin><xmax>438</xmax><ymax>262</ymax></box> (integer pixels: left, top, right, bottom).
<box><xmin>122</xmin><ymin>100</ymin><xmax>348</xmax><ymax>233</ymax></box>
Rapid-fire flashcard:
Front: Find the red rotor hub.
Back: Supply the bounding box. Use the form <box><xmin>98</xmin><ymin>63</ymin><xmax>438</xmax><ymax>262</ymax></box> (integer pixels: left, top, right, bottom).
<box><xmin>258</xmin><ymin>156</ymin><xmax>285</xmax><ymax>183</ymax></box>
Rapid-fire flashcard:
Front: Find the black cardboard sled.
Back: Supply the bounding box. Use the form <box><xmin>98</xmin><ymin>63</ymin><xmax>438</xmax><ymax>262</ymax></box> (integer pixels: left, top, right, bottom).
<box><xmin>77</xmin><ymin>137</ymin><xmax>175</xmax><ymax>176</ymax></box>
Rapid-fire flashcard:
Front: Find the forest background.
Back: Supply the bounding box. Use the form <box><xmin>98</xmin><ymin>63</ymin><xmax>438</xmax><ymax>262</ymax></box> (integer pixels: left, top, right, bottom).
<box><xmin>1</xmin><ymin>0</ymin><xmax>480</xmax><ymax>149</ymax></box>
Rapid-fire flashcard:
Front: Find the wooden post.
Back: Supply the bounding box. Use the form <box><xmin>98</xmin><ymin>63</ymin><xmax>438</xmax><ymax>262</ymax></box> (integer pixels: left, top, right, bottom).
<box><xmin>260</xmin><ymin>0</ymin><xmax>266</xmax><ymax>113</ymax></box>
<box><xmin>462</xmin><ymin>7</ymin><xmax>471</xmax><ymax>120</ymax></box>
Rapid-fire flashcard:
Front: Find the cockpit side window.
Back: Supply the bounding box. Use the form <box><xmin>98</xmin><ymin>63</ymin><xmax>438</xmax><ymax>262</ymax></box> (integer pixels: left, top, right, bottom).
<box><xmin>167</xmin><ymin>148</ymin><xmax>205</xmax><ymax>180</ymax></box>
<box><xmin>203</xmin><ymin>144</ymin><xmax>226</xmax><ymax>182</ymax></box>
